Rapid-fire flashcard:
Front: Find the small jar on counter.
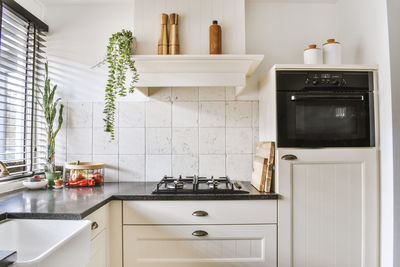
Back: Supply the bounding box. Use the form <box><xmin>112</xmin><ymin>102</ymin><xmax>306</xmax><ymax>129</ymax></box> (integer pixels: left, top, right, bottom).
<box><xmin>304</xmin><ymin>44</ymin><xmax>322</xmax><ymax>64</ymax></box>
<box><xmin>323</xmin><ymin>38</ymin><xmax>342</xmax><ymax>64</ymax></box>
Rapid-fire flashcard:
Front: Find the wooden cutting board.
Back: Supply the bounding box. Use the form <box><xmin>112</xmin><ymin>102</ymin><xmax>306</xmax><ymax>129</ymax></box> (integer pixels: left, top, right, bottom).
<box><xmin>251</xmin><ymin>142</ymin><xmax>275</xmax><ymax>192</ymax></box>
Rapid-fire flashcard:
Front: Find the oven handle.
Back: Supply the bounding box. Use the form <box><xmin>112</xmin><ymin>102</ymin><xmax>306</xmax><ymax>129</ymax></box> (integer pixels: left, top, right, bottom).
<box><xmin>290</xmin><ymin>95</ymin><xmax>365</xmax><ymax>101</ymax></box>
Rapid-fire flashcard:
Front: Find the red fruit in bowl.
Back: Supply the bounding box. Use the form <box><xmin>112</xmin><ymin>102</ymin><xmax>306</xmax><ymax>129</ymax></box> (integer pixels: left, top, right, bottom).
<box><xmin>93</xmin><ymin>172</ymin><xmax>103</xmax><ymax>184</ymax></box>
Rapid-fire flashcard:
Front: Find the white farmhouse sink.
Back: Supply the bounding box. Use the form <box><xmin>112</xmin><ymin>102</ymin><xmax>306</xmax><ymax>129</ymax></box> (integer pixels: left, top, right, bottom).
<box><xmin>0</xmin><ymin>219</ymin><xmax>91</xmax><ymax>267</ymax></box>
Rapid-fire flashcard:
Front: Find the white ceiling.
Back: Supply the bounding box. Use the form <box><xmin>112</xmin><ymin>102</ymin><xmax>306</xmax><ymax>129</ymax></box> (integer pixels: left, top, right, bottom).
<box><xmin>39</xmin><ymin>0</ymin><xmax>132</xmax><ymax>5</ymax></box>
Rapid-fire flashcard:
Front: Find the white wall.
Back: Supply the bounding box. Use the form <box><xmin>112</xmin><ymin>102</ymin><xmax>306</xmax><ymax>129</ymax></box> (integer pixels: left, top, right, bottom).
<box><xmin>245</xmin><ymin>0</ymin><xmax>339</xmax><ymax>82</ymax></box>
<box><xmin>43</xmin><ymin>2</ymin><xmax>137</xmax><ymax>102</ymax></box>
<box><xmin>14</xmin><ymin>0</ymin><xmax>44</xmax><ymax>20</ymax></box>
<box><xmin>334</xmin><ymin>0</ymin><xmax>393</xmax><ymax>266</ymax></box>
<box><xmin>386</xmin><ymin>0</ymin><xmax>400</xmax><ymax>266</ymax></box>
<box><xmin>134</xmin><ymin>0</ymin><xmax>245</xmax><ymax>55</ymax></box>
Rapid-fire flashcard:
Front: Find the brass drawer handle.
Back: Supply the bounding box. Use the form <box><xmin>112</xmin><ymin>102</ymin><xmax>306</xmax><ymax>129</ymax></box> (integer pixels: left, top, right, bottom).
<box><xmin>192</xmin><ymin>210</ymin><xmax>208</xmax><ymax>217</ymax></box>
<box><xmin>192</xmin><ymin>230</ymin><xmax>208</xmax><ymax>237</ymax></box>
<box><xmin>281</xmin><ymin>154</ymin><xmax>298</xmax><ymax>161</ymax></box>
<box><xmin>91</xmin><ymin>221</ymin><xmax>99</xmax><ymax>230</ymax></box>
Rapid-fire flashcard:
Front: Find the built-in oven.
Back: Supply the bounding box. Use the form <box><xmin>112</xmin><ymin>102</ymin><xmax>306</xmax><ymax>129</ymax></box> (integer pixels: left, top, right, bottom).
<box><xmin>277</xmin><ymin>70</ymin><xmax>375</xmax><ymax>148</ymax></box>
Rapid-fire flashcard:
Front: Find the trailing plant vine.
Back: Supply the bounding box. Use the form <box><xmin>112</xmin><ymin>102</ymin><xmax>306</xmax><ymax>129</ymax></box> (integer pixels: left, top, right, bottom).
<box><xmin>103</xmin><ymin>29</ymin><xmax>139</xmax><ymax>139</ymax></box>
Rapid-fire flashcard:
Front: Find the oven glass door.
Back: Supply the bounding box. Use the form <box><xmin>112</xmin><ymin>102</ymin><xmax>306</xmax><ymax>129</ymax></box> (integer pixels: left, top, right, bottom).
<box><xmin>277</xmin><ymin>92</ymin><xmax>374</xmax><ymax>147</ymax></box>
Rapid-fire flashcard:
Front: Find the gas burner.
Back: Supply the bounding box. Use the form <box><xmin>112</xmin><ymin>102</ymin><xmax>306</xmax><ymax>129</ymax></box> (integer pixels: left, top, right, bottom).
<box><xmin>152</xmin><ymin>175</ymin><xmax>249</xmax><ymax>194</ymax></box>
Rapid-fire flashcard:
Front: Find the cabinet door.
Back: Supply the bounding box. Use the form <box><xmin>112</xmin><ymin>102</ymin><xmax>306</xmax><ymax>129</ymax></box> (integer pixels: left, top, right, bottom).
<box><xmin>87</xmin><ymin>229</ymin><xmax>107</xmax><ymax>267</ymax></box>
<box><xmin>123</xmin><ymin>225</ymin><xmax>277</xmax><ymax>267</ymax></box>
<box><xmin>277</xmin><ymin>148</ymin><xmax>379</xmax><ymax>267</ymax></box>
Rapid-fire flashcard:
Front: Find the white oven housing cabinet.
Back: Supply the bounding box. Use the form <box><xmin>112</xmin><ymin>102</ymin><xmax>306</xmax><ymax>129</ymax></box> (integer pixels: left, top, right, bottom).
<box><xmin>259</xmin><ymin>64</ymin><xmax>380</xmax><ymax>267</ymax></box>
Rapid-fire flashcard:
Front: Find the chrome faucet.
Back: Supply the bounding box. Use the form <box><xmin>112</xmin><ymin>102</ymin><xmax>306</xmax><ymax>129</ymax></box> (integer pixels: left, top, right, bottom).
<box><xmin>0</xmin><ymin>161</ymin><xmax>10</xmax><ymax>177</ymax></box>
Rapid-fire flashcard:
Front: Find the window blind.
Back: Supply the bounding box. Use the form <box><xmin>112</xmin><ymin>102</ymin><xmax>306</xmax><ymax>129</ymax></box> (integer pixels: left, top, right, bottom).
<box><xmin>0</xmin><ymin>1</ymin><xmax>47</xmax><ymax>181</ymax></box>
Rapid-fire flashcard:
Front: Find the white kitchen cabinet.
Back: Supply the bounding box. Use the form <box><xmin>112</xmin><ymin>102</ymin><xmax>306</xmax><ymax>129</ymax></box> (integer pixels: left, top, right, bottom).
<box><xmin>277</xmin><ymin>148</ymin><xmax>379</xmax><ymax>267</ymax></box>
<box><xmin>85</xmin><ymin>201</ymin><xmax>123</xmax><ymax>267</ymax></box>
<box><xmin>87</xmin><ymin>228</ymin><xmax>107</xmax><ymax>267</ymax></box>
<box><xmin>123</xmin><ymin>225</ymin><xmax>276</xmax><ymax>267</ymax></box>
<box><xmin>123</xmin><ymin>200</ymin><xmax>278</xmax><ymax>267</ymax></box>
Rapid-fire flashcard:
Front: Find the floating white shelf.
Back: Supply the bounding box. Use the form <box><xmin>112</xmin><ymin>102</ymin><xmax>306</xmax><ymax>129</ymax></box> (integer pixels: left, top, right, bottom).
<box><xmin>132</xmin><ymin>54</ymin><xmax>264</xmax><ymax>96</ymax></box>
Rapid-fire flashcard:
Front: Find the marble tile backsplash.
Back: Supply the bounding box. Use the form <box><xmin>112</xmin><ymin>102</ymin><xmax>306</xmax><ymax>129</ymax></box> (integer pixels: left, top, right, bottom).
<box><xmin>56</xmin><ymin>87</ymin><xmax>259</xmax><ymax>182</ymax></box>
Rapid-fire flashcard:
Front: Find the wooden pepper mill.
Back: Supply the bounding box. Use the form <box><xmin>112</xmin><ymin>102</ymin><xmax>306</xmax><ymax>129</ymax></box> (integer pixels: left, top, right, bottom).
<box><xmin>169</xmin><ymin>13</ymin><xmax>179</xmax><ymax>55</ymax></box>
<box><xmin>158</xmin><ymin>13</ymin><xmax>169</xmax><ymax>55</ymax></box>
<box><xmin>209</xmin><ymin>20</ymin><xmax>222</xmax><ymax>54</ymax></box>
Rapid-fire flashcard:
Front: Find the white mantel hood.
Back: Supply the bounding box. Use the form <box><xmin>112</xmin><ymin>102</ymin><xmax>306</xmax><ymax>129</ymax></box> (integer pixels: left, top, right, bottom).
<box><xmin>132</xmin><ymin>54</ymin><xmax>264</xmax><ymax>96</ymax></box>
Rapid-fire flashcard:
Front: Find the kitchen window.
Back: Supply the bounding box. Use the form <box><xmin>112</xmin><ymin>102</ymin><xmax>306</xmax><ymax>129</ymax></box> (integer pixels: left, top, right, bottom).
<box><xmin>0</xmin><ymin>0</ymin><xmax>48</xmax><ymax>181</ymax></box>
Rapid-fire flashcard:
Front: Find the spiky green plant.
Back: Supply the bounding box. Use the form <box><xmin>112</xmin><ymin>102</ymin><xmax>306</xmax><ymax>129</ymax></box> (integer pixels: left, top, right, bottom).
<box><xmin>103</xmin><ymin>29</ymin><xmax>139</xmax><ymax>140</ymax></box>
<box><xmin>37</xmin><ymin>62</ymin><xmax>64</xmax><ymax>173</ymax></box>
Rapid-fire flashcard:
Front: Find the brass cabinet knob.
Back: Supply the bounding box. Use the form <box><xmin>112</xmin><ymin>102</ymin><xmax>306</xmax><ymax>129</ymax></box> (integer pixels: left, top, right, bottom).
<box><xmin>281</xmin><ymin>154</ymin><xmax>298</xmax><ymax>160</ymax></box>
<box><xmin>91</xmin><ymin>221</ymin><xmax>99</xmax><ymax>230</ymax></box>
<box><xmin>192</xmin><ymin>210</ymin><xmax>208</xmax><ymax>217</ymax></box>
<box><xmin>192</xmin><ymin>230</ymin><xmax>208</xmax><ymax>237</ymax></box>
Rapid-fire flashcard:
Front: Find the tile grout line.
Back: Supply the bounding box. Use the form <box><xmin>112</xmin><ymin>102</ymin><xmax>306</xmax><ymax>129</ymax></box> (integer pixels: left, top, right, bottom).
<box><xmin>225</xmin><ymin>87</ymin><xmax>227</xmax><ymax>177</ymax></box>
<box><xmin>197</xmin><ymin>87</ymin><xmax>200</xmax><ymax>176</ymax></box>
<box><xmin>170</xmin><ymin>88</ymin><xmax>173</xmax><ymax>177</ymax></box>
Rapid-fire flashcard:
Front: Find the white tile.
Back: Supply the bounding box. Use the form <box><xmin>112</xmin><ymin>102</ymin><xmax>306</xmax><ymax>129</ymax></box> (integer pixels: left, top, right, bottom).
<box><xmin>93</xmin><ymin>102</ymin><xmax>119</xmax><ymax>128</ymax></box>
<box><xmin>148</xmin><ymin>87</ymin><xmax>171</xmax><ymax>101</ymax></box>
<box><xmin>146</xmin><ymin>128</ymin><xmax>171</xmax><ymax>154</ymax></box>
<box><xmin>172</xmin><ymin>102</ymin><xmax>198</xmax><ymax>127</ymax></box>
<box><xmin>253</xmin><ymin>128</ymin><xmax>259</xmax><ymax>154</ymax></box>
<box><xmin>67</xmin><ymin>102</ymin><xmax>93</xmax><ymax>128</ymax></box>
<box><xmin>226</xmin><ymin>87</ymin><xmax>236</xmax><ymax>101</ymax></box>
<box><xmin>226</xmin><ymin>101</ymin><xmax>252</xmax><ymax>127</ymax></box>
<box><xmin>119</xmin><ymin>102</ymin><xmax>145</xmax><ymax>127</ymax></box>
<box><xmin>146</xmin><ymin>155</ymin><xmax>171</xmax><ymax>181</ymax></box>
<box><xmin>146</xmin><ymin>101</ymin><xmax>171</xmax><ymax>127</ymax></box>
<box><xmin>252</xmin><ymin>101</ymin><xmax>259</xmax><ymax>127</ymax></box>
<box><xmin>172</xmin><ymin>155</ymin><xmax>199</xmax><ymax>177</ymax></box>
<box><xmin>199</xmin><ymin>155</ymin><xmax>225</xmax><ymax>177</ymax></box>
<box><xmin>67</xmin><ymin>154</ymin><xmax>93</xmax><ymax>162</ymax></box>
<box><xmin>67</xmin><ymin>128</ymin><xmax>92</xmax><ymax>154</ymax></box>
<box><xmin>172</xmin><ymin>128</ymin><xmax>198</xmax><ymax>155</ymax></box>
<box><xmin>199</xmin><ymin>128</ymin><xmax>225</xmax><ymax>154</ymax></box>
<box><xmin>199</xmin><ymin>87</ymin><xmax>225</xmax><ymax>101</ymax></box>
<box><xmin>93</xmin><ymin>154</ymin><xmax>119</xmax><ymax>182</ymax></box>
<box><xmin>226</xmin><ymin>154</ymin><xmax>253</xmax><ymax>181</ymax></box>
<box><xmin>55</xmin><ymin>127</ymin><xmax>67</xmax><ymax>165</ymax></box>
<box><xmin>226</xmin><ymin>128</ymin><xmax>253</xmax><ymax>154</ymax></box>
<box><xmin>199</xmin><ymin>102</ymin><xmax>225</xmax><ymax>127</ymax></box>
<box><xmin>119</xmin><ymin>155</ymin><xmax>145</xmax><ymax>182</ymax></box>
<box><xmin>93</xmin><ymin>127</ymin><xmax>118</xmax><ymax>155</ymax></box>
<box><xmin>119</xmin><ymin>128</ymin><xmax>145</xmax><ymax>154</ymax></box>
<box><xmin>172</xmin><ymin>87</ymin><xmax>199</xmax><ymax>101</ymax></box>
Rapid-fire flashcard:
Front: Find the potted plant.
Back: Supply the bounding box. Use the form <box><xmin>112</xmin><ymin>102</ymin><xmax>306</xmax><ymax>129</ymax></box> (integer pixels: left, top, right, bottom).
<box><xmin>37</xmin><ymin>62</ymin><xmax>64</xmax><ymax>188</ymax></box>
<box><xmin>96</xmin><ymin>29</ymin><xmax>139</xmax><ymax>140</ymax></box>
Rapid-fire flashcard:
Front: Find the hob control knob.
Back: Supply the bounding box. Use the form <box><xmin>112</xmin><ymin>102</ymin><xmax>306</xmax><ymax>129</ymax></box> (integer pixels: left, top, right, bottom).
<box><xmin>331</xmin><ymin>79</ymin><xmax>339</xmax><ymax>85</ymax></box>
<box><xmin>312</xmin><ymin>79</ymin><xmax>319</xmax><ymax>85</ymax></box>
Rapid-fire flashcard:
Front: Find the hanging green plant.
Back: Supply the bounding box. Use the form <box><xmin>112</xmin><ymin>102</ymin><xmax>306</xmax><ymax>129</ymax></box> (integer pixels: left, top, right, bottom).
<box><xmin>103</xmin><ymin>29</ymin><xmax>139</xmax><ymax>139</ymax></box>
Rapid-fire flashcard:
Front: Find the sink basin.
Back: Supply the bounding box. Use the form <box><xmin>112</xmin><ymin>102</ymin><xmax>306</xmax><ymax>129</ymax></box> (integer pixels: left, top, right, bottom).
<box><xmin>0</xmin><ymin>219</ymin><xmax>91</xmax><ymax>267</ymax></box>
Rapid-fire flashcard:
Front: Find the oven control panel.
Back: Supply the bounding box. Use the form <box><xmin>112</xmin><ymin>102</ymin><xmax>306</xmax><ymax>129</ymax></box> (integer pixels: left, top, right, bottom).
<box><xmin>276</xmin><ymin>70</ymin><xmax>373</xmax><ymax>91</ymax></box>
<box><xmin>305</xmin><ymin>72</ymin><xmax>346</xmax><ymax>87</ymax></box>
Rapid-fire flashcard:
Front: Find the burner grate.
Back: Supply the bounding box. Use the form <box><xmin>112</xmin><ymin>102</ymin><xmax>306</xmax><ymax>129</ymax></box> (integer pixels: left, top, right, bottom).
<box><xmin>152</xmin><ymin>175</ymin><xmax>249</xmax><ymax>194</ymax></box>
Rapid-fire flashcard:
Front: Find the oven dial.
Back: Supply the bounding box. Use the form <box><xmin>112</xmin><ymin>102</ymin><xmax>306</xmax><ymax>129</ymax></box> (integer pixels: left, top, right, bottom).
<box><xmin>312</xmin><ymin>79</ymin><xmax>319</xmax><ymax>85</ymax></box>
<box><xmin>331</xmin><ymin>79</ymin><xmax>339</xmax><ymax>85</ymax></box>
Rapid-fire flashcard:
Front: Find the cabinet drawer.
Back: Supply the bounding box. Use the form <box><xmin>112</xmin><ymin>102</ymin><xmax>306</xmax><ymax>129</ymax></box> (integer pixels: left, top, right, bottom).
<box><xmin>84</xmin><ymin>204</ymin><xmax>109</xmax><ymax>240</ymax></box>
<box><xmin>123</xmin><ymin>200</ymin><xmax>277</xmax><ymax>225</ymax></box>
<box><xmin>123</xmin><ymin>225</ymin><xmax>277</xmax><ymax>267</ymax></box>
<box><xmin>87</xmin><ymin>229</ymin><xmax>107</xmax><ymax>267</ymax></box>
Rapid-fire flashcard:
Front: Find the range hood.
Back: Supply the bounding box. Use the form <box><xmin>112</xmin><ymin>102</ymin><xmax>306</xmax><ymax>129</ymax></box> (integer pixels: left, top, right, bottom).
<box><xmin>132</xmin><ymin>54</ymin><xmax>264</xmax><ymax>96</ymax></box>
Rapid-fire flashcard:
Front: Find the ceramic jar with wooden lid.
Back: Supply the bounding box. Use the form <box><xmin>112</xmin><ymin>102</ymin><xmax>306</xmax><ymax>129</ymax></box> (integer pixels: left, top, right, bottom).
<box><xmin>323</xmin><ymin>38</ymin><xmax>342</xmax><ymax>64</ymax></box>
<box><xmin>304</xmin><ymin>44</ymin><xmax>322</xmax><ymax>64</ymax></box>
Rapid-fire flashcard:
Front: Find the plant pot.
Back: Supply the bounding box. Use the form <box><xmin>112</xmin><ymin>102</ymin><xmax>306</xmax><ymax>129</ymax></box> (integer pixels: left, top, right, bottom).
<box><xmin>45</xmin><ymin>171</ymin><xmax>61</xmax><ymax>188</ymax></box>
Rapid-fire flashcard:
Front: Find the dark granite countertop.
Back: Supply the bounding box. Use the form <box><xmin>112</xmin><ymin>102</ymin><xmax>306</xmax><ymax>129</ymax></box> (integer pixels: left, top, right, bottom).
<box><xmin>0</xmin><ymin>182</ymin><xmax>279</xmax><ymax>220</ymax></box>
